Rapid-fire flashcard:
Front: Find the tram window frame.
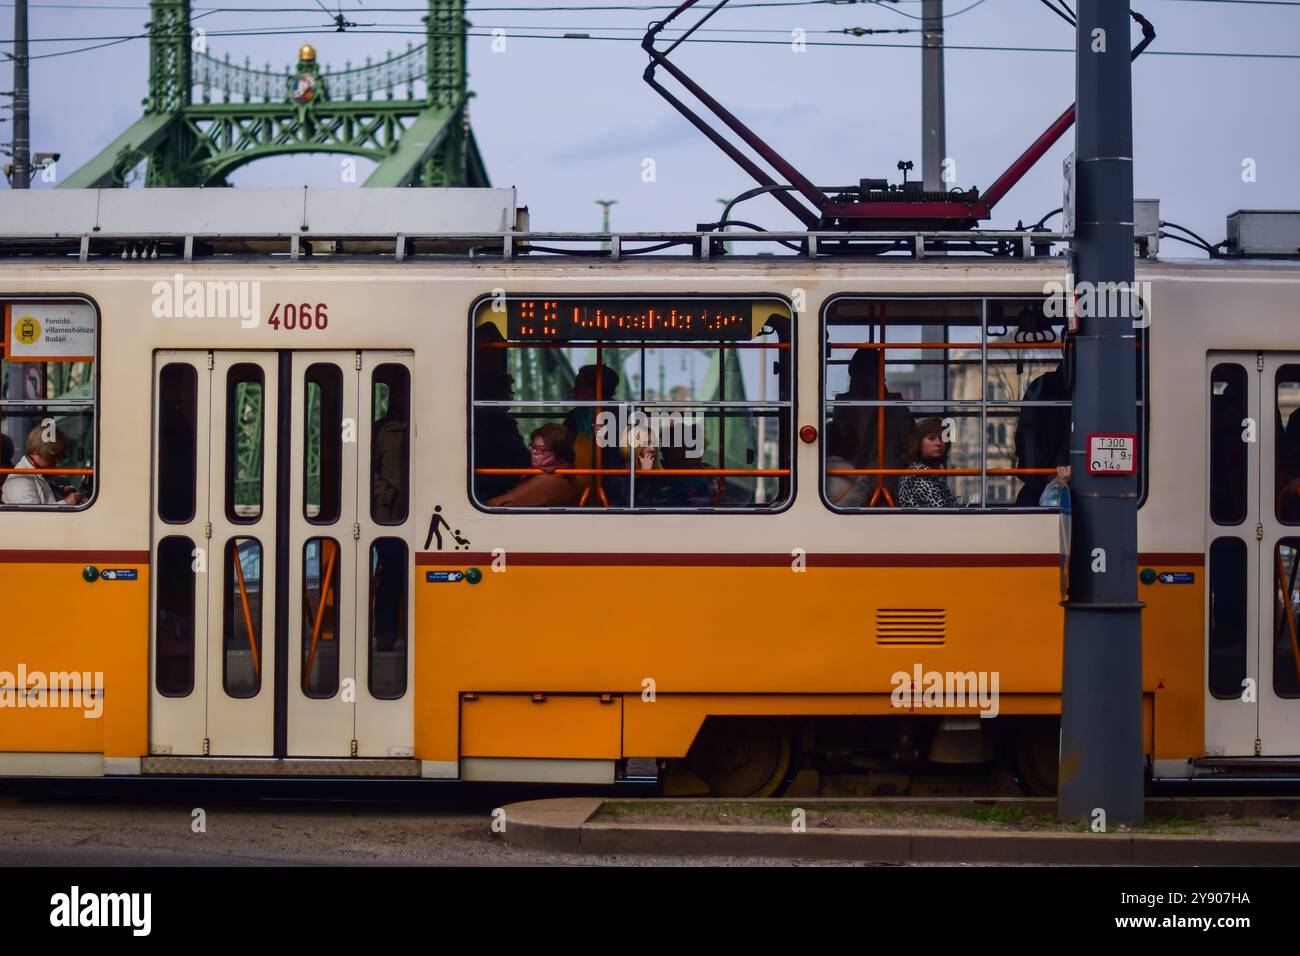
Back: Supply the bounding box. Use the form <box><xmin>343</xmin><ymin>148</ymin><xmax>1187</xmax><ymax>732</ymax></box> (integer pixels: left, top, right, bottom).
<box><xmin>222</xmin><ymin>536</ymin><xmax>263</xmax><ymax>700</ymax></box>
<box><xmin>224</xmin><ymin>363</ymin><xmax>265</xmax><ymax>524</ymax></box>
<box><xmin>0</xmin><ymin>296</ymin><xmax>101</xmax><ymax>514</ymax></box>
<box><xmin>303</xmin><ymin>362</ymin><xmax>344</xmax><ymax>525</ymax></box>
<box><xmin>819</xmin><ymin>293</ymin><xmax>1149</xmax><ymax>513</ymax></box>
<box><xmin>1210</xmin><ymin>363</ymin><xmax>1250</xmax><ymax>527</ymax></box>
<box><xmin>157</xmin><ymin>362</ymin><xmax>198</xmax><ymax>524</ymax></box>
<box><xmin>466</xmin><ymin>293</ymin><xmax>797</xmax><ymax>515</ymax></box>
<box><xmin>155</xmin><ymin>534</ymin><xmax>197</xmax><ymax>698</ymax></box>
<box><xmin>1275</xmin><ymin>365</ymin><xmax>1300</xmax><ymax>527</ymax></box>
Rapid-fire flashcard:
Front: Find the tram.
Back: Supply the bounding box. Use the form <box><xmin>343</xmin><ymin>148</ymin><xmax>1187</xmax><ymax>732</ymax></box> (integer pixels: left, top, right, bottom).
<box><xmin>0</xmin><ymin>188</ymin><xmax>1297</xmax><ymax>796</ymax></box>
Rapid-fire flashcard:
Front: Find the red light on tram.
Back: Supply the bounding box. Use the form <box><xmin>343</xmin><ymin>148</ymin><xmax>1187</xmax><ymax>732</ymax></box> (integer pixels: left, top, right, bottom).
<box><xmin>799</xmin><ymin>425</ymin><xmax>818</xmax><ymax>444</ymax></box>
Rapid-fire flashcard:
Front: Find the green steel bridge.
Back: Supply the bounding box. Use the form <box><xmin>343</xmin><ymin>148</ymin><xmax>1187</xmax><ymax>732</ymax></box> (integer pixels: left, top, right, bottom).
<box><xmin>60</xmin><ymin>0</ymin><xmax>489</xmax><ymax>189</ymax></box>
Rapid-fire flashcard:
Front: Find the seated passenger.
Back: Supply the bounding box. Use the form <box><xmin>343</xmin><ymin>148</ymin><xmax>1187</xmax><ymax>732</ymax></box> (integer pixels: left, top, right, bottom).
<box><xmin>1</xmin><ymin>433</ymin><xmax>13</xmax><ymax>469</ymax></box>
<box><xmin>2</xmin><ymin>425</ymin><xmax>84</xmax><ymax>505</ymax></box>
<box><xmin>486</xmin><ymin>424</ymin><xmax>579</xmax><ymax>508</ymax></box>
<box><xmin>637</xmin><ymin>441</ymin><xmax>718</xmax><ymax>507</ymax></box>
<box><xmin>825</xmin><ymin>416</ymin><xmax>869</xmax><ymax>507</ymax></box>
<box><xmin>829</xmin><ymin>348</ymin><xmax>915</xmax><ymax>499</ymax></box>
<box><xmin>1013</xmin><ymin>362</ymin><xmax>1071</xmax><ymax>505</ymax></box>
<box><xmin>564</xmin><ymin>363</ymin><xmax>627</xmax><ymax>506</ymax></box>
<box><xmin>897</xmin><ymin>418</ymin><xmax>957</xmax><ymax>509</ymax></box>
<box><xmin>474</xmin><ymin>371</ymin><xmax>530</xmax><ymax>502</ymax></box>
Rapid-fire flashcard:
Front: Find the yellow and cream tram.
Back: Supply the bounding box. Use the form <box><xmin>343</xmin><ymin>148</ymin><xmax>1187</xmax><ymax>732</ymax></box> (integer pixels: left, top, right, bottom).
<box><xmin>0</xmin><ymin>188</ymin><xmax>1297</xmax><ymax>796</ymax></box>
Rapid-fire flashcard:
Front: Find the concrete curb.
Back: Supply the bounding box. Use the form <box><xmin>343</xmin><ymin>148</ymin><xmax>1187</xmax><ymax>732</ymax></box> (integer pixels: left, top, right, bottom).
<box><xmin>497</xmin><ymin>797</ymin><xmax>1300</xmax><ymax>865</ymax></box>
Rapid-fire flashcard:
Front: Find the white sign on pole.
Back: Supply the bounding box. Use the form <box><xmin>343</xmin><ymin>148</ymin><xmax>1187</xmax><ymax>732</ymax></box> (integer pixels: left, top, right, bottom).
<box><xmin>1087</xmin><ymin>433</ymin><xmax>1136</xmax><ymax>474</ymax></box>
<box><xmin>1062</xmin><ymin>152</ymin><xmax>1076</xmax><ymax>236</ymax></box>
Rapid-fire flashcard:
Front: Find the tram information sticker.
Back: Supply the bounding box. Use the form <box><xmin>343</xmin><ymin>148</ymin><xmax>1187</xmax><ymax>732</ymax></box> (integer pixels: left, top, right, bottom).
<box><xmin>4</xmin><ymin>301</ymin><xmax>96</xmax><ymax>362</ymax></box>
<box><xmin>1086</xmin><ymin>433</ymin><xmax>1136</xmax><ymax>474</ymax></box>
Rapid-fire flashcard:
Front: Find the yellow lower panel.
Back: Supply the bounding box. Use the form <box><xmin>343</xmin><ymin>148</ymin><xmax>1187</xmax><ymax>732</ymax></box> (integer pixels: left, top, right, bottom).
<box><xmin>460</xmin><ymin>694</ymin><xmax>622</xmax><ymax>760</ymax></box>
<box><xmin>0</xmin><ymin>692</ymin><xmax>105</xmax><ymax>752</ymax></box>
<box><xmin>0</xmin><ymin>562</ymin><xmax>148</xmax><ymax>758</ymax></box>
<box><xmin>416</xmin><ymin>563</ymin><xmax>1195</xmax><ymax>763</ymax></box>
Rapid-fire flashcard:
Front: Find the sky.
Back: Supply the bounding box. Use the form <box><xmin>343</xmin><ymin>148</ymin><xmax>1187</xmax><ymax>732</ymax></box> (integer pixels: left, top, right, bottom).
<box><xmin>3</xmin><ymin>0</ymin><xmax>1298</xmax><ymax>248</ymax></box>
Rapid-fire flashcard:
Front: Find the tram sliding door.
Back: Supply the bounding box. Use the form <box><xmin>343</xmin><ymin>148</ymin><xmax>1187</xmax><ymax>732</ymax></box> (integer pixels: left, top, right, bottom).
<box><xmin>150</xmin><ymin>351</ymin><xmax>280</xmax><ymax>757</ymax></box>
<box><xmin>287</xmin><ymin>351</ymin><xmax>415</xmax><ymax>758</ymax></box>
<box><xmin>151</xmin><ymin>350</ymin><xmax>414</xmax><ymax>760</ymax></box>
<box><xmin>1204</xmin><ymin>353</ymin><xmax>1300</xmax><ymax>759</ymax></box>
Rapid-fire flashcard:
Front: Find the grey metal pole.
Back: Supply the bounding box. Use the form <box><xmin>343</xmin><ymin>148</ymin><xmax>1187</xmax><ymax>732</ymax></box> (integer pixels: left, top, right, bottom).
<box><xmin>921</xmin><ymin>0</ymin><xmax>945</xmax><ymax>192</ymax></box>
<box><xmin>1058</xmin><ymin>0</ymin><xmax>1144</xmax><ymax>825</ymax></box>
<box><xmin>12</xmin><ymin>0</ymin><xmax>29</xmax><ymax>188</ymax></box>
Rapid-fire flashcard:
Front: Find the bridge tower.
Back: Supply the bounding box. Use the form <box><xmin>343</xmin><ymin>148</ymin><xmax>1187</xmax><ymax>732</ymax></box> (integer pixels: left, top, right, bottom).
<box><xmin>61</xmin><ymin>0</ymin><xmax>489</xmax><ymax>188</ymax></box>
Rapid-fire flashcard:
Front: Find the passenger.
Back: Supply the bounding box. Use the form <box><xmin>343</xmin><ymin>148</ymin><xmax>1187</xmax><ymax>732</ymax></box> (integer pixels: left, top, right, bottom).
<box><xmin>487</xmin><ymin>423</ymin><xmax>579</xmax><ymax>507</ymax></box>
<box><xmin>1</xmin><ymin>433</ymin><xmax>13</xmax><ymax>469</ymax></box>
<box><xmin>371</xmin><ymin>368</ymin><xmax>409</xmax><ymax>523</ymax></box>
<box><xmin>825</xmin><ymin>415</ymin><xmax>869</xmax><ymax>507</ymax></box>
<box><xmin>473</xmin><ymin>370</ymin><xmax>530</xmax><ymax>502</ymax></box>
<box><xmin>564</xmin><ymin>363</ymin><xmax>627</xmax><ymax>506</ymax></box>
<box><xmin>829</xmin><ymin>348</ymin><xmax>915</xmax><ymax>498</ymax></box>
<box><xmin>639</xmin><ymin>441</ymin><xmax>717</xmax><ymax>507</ymax></box>
<box><xmin>1013</xmin><ymin>361</ymin><xmax>1071</xmax><ymax>506</ymax></box>
<box><xmin>2</xmin><ymin>425</ymin><xmax>84</xmax><ymax>505</ymax></box>
<box><xmin>1280</xmin><ymin>406</ymin><xmax>1300</xmax><ymax>521</ymax></box>
<box><xmin>896</xmin><ymin>418</ymin><xmax>958</xmax><ymax>509</ymax></box>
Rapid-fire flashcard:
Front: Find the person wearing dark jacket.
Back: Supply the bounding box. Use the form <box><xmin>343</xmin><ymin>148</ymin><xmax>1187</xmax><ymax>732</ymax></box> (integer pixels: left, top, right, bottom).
<box><xmin>1014</xmin><ymin>362</ymin><xmax>1071</xmax><ymax>506</ymax></box>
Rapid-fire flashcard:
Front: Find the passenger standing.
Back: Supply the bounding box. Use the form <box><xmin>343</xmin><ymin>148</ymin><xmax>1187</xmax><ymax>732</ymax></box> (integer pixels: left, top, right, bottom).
<box><xmin>1013</xmin><ymin>361</ymin><xmax>1071</xmax><ymax>506</ymax></box>
<box><xmin>829</xmin><ymin>349</ymin><xmax>914</xmax><ymax>500</ymax></box>
<box><xmin>473</xmin><ymin>371</ymin><xmax>530</xmax><ymax>502</ymax></box>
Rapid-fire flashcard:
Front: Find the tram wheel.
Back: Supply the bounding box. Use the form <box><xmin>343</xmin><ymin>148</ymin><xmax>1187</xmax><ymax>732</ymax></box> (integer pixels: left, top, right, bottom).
<box><xmin>1014</xmin><ymin>720</ymin><xmax>1059</xmax><ymax>796</ymax></box>
<box><xmin>681</xmin><ymin>717</ymin><xmax>793</xmax><ymax>797</ymax></box>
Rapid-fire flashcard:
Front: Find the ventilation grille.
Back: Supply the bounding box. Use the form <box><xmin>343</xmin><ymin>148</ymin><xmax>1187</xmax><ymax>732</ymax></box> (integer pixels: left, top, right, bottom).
<box><xmin>875</xmin><ymin>608</ymin><xmax>947</xmax><ymax>645</ymax></box>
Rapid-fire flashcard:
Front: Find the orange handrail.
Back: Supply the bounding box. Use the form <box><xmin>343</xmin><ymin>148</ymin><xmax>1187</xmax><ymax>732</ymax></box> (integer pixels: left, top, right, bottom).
<box><xmin>477</xmin><ymin>467</ymin><xmax>790</xmax><ymax>476</ymax></box>
<box><xmin>830</xmin><ymin>467</ymin><xmax>1059</xmax><ymax>476</ymax></box>
<box><xmin>830</xmin><ymin>342</ymin><xmax>1065</xmax><ymax>351</ymax></box>
<box><xmin>0</xmin><ymin>467</ymin><xmax>94</xmax><ymax>475</ymax></box>
<box><xmin>231</xmin><ymin>540</ymin><xmax>260</xmax><ymax>678</ymax></box>
<box><xmin>303</xmin><ymin>540</ymin><xmax>338</xmax><ymax>692</ymax></box>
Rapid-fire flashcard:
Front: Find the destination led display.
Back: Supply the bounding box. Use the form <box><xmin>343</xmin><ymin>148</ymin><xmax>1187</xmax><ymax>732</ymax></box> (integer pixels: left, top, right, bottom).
<box><xmin>505</xmin><ymin>298</ymin><xmax>768</xmax><ymax>341</ymax></box>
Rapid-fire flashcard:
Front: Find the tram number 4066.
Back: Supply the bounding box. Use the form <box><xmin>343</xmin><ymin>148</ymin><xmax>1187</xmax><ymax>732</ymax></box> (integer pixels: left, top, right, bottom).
<box><xmin>267</xmin><ymin>302</ymin><xmax>328</xmax><ymax>331</ymax></box>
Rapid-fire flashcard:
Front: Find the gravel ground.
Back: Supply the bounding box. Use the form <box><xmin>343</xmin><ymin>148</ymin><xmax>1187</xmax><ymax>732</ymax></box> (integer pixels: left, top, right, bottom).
<box><xmin>0</xmin><ymin>796</ymin><xmax>882</xmax><ymax>867</ymax></box>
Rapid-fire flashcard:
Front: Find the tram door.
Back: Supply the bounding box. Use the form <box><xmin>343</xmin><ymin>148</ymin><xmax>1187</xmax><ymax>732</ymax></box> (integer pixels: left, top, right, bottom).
<box><xmin>150</xmin><ymin>351</ymin><xmax>415</xmax><ymax>759</ymax></box>
<box><xmin>1204</xmin><ymin>353</ymin><xmax>1300</xmax><ymax>758</ymax></box>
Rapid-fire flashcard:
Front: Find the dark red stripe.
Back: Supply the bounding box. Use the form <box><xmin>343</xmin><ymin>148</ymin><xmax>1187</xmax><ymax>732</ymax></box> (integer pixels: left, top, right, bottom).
<box><xmin>417</xmin><ymin>550</ymin><xmax>1208</xmax><ymax>568</ymax></box>
<box><xmin>418</xmin><ymin>551</ymin><xmax>1061</xmax><ymax>568</ymax></box>
<box><xmin>0</xmin><ymin>550</ymin><xmax>150</xmax><ymax>564</ymax></box>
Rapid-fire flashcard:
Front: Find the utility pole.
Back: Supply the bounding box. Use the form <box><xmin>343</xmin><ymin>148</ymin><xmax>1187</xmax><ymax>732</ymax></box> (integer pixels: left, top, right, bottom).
<box><xmin>11</xmin><ymin>0</ymin><xmax>30</xmax><ymax>188</ymax></box>
<box><xmin>1058</xmin><ymin>1</ymin><xmax>1144</xmax><ymax>826</ymax></box>
<box><xmin>920</xmin><ymin>0</ymin><xmax>945</xmax><ymax>192</ymax></box>
<box><xmin>716</xmin><ymin>197</ymin><xmax>733</xmax><ymax>255</ymax></box>
<box><xmin>596</xmin><ymin>199</ymin><xmax>617</xmax><ymax>252</ymax></box>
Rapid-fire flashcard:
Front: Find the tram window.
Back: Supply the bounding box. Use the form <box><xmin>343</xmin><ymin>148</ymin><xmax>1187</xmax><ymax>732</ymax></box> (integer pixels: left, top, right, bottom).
<box><xmin>469</xmin><ymin>296</ymin><xmax>794</xmax><ymax>511</ymax></box>
<box><xmin>371</xmin><ymin>364</ymin><xmax>410</xmax><ymax>525</ymax></box>
<box><xmin>225</xmin><ymin>364</ymin><xmax>264</xmax><ymax>523</ymax></box>
<box><xmin>0</xmin><ymin>316</ymin><xmax>97</xmax><ymax>510</ymax></box>
<box><xmin>222</xmin><ymin>537</ymin><xmax>263</xmax><ymax>699</ymax></box>
<box><xmin>303</xmin><ymin>537</ymin><xmax>341</xmax><ymax>699</ymax></box>
<box><xmin>1275</xmin><ymin>366</ymin><xmax>1300</xmax><ymax>525</ymax></box>
<box><xmin>1208</xmin><ymin>537</ymin><xmax>1249</xmax><ymax>700</ymax></box>
<box><xmin>1210</xmin><ymin>364</ymin><xmax>1249</xmax><ymax>526</ymax></box>
<box><xmin>155</xmin><ymin>535</ymin><xmax>196</xmax><ymax>698</ymax></box>
<box><xmin>822</xmin><ymin>296</ymin><xmax>1143</xmax><ymax>511</ymax></box>
<box><xmin>304</xmin><ymin>363</ymin><xmax>343</xmax><ymax>524</ymax></box>
<box><xmin>158</xmin><ymin>363</ymin><xmax>198</xmax><ymax>523</ymax></box>
<box><xmin>368</xmin><ymin>538</ymin><xmax>407</xmax><ymax>700</ymax></box>
<box><xmin>1274</xmin><ymin>540</ymin><xmax>1300</xmax><ymax>699</ymax></box>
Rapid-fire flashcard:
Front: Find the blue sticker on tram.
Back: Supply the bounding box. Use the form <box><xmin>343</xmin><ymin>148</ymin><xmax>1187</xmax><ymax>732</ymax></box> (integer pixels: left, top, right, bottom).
<box><xmin>100</xmin><ymin>569</ymin><xmax>138</xmax><ymax>581</ymax></box>
<box><xmin>1158</xmin><ymin>572</ymin><xmax>1194</xmax><ymax>584</ymax></box>
<box><xmin>426</xmin><ymin>570</ymin><xmax>465</xmax><ymax>583</ymax></box>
